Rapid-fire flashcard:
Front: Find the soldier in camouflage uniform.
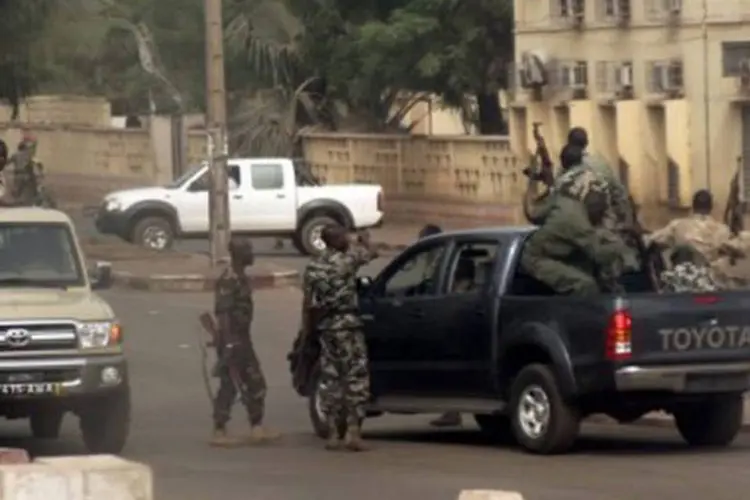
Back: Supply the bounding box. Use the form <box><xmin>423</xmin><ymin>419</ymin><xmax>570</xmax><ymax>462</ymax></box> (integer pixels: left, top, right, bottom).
<box><xmin>565</xmin><ymin>128</ymin><xmax>641</xmax><ymax>272</ymax></box>
<box><xmin>304</xmin><ymin>225</ymin><xmax>378</xmax><ymax>451</ymax></box>
<box><xmin>211</xmin><ymin>237</ymin><xmax>280</xmax><ymax>447</ymax></box>
<box><xmin>647</xmin><ymin>190</ymin><xmax>745</xmax><ymax>289</ymax></box>
<box><xmin>660</xmin><ymin>244</ymin><xmax>718</xmax><ymax>293</ymax></box>
<box><xmin>522</xmin><ymin>145</ymin><xmax>628</xmax><ymax>295</ymax></box>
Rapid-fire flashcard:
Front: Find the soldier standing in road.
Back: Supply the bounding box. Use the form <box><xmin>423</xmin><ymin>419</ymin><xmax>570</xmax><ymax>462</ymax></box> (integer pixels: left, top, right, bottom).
<box><xmin>647</xmin><ymin>190</ymin><xmax>746</xmax><ymax>288</ymax></box>
<box><xmin>211</xmin><ymin>237</ymin><xmax>280</xmax><ymax>447</ymax></box>
<box><xmin>0</xmin><ymin>139</ymin><xmax>9</xmax><ymax>203</ymax></box>
<box><xmin>304</xmin><ymin>225</ymin><xmax>378</xmax><ymax>451</ymax></box>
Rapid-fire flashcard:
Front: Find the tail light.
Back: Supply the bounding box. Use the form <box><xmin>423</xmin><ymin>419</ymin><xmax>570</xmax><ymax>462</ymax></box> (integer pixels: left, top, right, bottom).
<box><xmin>606</xmin><ymin>309</ymin><xmax>632</xmax><ymax>360</ymax></box>
<box><xmin>694</xmin><ymin>295</ymin><xmax>719</xmax><ymax>305</ymax></box>
<box><xmin>377</xmin><ymin>191</ymin><xmax>383</xmax><ymax>212</ymax></box>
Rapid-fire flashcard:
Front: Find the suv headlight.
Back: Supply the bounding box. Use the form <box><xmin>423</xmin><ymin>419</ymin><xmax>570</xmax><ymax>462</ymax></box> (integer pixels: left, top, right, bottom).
<box><xmin>104</xmin><ymin>198</ymin><xmax>122</xmax><ymax>212</ymax></box>
<box><xmin>77</xmin><ymin>321</ymin><xmax>122</xmax><ymax>348</ymax></box>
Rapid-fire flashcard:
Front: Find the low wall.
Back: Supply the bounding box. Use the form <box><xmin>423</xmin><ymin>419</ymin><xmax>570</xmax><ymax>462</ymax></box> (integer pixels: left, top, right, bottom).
<box><xmin>0</xmin><ymin>453</ymin><xmax>151</xmax><ymax>500</ymax></box>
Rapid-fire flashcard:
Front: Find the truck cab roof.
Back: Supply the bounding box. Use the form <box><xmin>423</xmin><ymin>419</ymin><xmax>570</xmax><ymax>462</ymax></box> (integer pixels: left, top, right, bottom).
<box><xmin>0</xmin><ymin>207</ymin><xmax>73</xmax><ymax>225</ymax></box>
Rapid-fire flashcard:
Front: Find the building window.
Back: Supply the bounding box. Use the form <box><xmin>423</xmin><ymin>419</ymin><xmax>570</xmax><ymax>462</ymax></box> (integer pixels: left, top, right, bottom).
<box><xmin>644</xmin><ymin>0</ymin><xmax>682</xmax><ymax>21</ymax></box>
<box><xmin>559</xmin><ymin>61</ymin><xmax>588</xmax><ymax>87</ymax></box>
<box><xmin>597</xmin><ymin>0</ymin><xmax>630</xmax><ymax>21</ymax></box>
<box><xmin>722</xmin><ymin>42</ymin><xmax>750</xmax><ymax>77</ymax></box>
<box><xmin>646</xmin><ymin>59</ymin><xmax>683</xmax><ymax>95</ymax></box>
<box><xmin>552</xmin><ymin>0</ymin><xmax>585</xmax><ymax>19</ymax></box>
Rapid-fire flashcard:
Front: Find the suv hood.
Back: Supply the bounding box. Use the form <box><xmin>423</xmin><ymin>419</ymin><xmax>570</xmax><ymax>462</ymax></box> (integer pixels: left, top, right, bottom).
<box><xmin>0</xmin><ymin>289</ymin><xmax>113</xmax><ymax>321</ymax></box>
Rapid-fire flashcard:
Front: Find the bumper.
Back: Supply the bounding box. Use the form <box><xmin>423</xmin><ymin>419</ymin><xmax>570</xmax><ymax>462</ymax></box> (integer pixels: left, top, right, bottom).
<box><xmin>0</xmin><ymin>354</ymin><xmax>128</xmax><ymax>400</ymax></box>
<box><xmin>614</xmin><ymin>362</ymin><xmax>750</xmax><ymax>393</ymax></box>
<box><xmin>94</xmin><ymin>208</ymin><xmax>129</xmax><ymax>237</ymax></box>
<box><xmin>360</xmin><ymin>213</ymin><xmax>384</xmax><ymax>229</ymax></box>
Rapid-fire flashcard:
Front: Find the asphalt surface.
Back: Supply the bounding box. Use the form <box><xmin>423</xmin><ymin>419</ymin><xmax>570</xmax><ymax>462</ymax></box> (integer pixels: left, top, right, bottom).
<box><xmin>0</xmin><ymin>287</ymin><xmax>747</xmax><ymax>500</ymax></box>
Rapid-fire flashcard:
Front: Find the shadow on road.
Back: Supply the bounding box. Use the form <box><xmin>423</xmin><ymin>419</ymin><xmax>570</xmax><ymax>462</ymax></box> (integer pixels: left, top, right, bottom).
<box><xmin>364</xmin><ymin>425</ymin><xmax>750</xmax><ymax>457</ymax></box>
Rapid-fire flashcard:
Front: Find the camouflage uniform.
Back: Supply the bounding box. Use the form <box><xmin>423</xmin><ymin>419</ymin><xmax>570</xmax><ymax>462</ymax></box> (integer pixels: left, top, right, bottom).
<box><xmin>647</xmin><ymin>214</ymin><xmax>746</xmax><ymax>288</ymax></box>
<box><xmin>304</xmin><ymin>245</ymin><xmax>376</xmax><ymax>429</ymax></box>
<box><xmin>559</xmin><ymin>157</ymin><xmax>641</xmax><ymax>272</ymax></box>
<box><xmin>660</xmin><ymin>263</ymin><xmax>718</xmax><ymax>293</ymax></box>
<box><xmin>212</xmin><ymin>267</ymin><xmax>267</xmax><ymax>429</ymax></box>
<box><xmin>521</xmin><ymin>196</ymin><xmax>628</xmax><ymax>295</ymax></box>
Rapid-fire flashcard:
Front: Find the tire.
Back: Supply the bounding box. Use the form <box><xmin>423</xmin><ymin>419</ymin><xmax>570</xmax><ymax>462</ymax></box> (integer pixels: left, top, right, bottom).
<box><xmin>297</xmin><ymin>215</ymin><xmax>339</xmax><ymax>256</ymax></box>
<box><xmin>307</xmin><ymin>369</ymin><xmax>352</xmax><ymax>439</ymax></box>
<box><xmin>509</xmin><ymin>363</ymin><xmax>580</xmax><ymax>455</ymax></box>
<box><xmin>674</xmin><ymin>393</ymin><xmax>744</xmax><ymax>447</ymax></box>
<box><xmin>474</xmin><ymin>414</ymin><xmax>515</xmax><ymax>444</ymax></box>
<box><xmin>30</xmin><ymin>411</ymin><xmax>64</xmax><ymax>439</ymax></box>
<box><xmin>80</xmin><ymin>385</ymin><xmax>131</xmax><ymax>454</ymax></box>
<box><xmin>131</xmin><ymin>216</ymin><xmax>174</xmax><ymax>251</ymax></box>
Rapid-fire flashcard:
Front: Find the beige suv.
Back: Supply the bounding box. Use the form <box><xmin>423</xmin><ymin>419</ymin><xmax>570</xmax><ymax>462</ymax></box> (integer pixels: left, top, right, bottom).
<box><xmin>0</xmin><ymin>207</ymin><xmax>129</xmax><ymax>454</ymax></box>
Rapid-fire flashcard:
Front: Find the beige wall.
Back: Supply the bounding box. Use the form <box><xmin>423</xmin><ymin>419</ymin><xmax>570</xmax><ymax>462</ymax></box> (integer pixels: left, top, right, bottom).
<box><xmin>0</xmin><ymin>95</ymin><xmax>112</xmax><ymax>127</ymax></box>
<box><xmin>510</xmin><ymin>0</ymin><xmax>750</xmax><ymax>218</ymax></box>
<box><xmin>301</xmin><ymin>132</ymin><xmax>524</xmax><ymax>225</ymax></box>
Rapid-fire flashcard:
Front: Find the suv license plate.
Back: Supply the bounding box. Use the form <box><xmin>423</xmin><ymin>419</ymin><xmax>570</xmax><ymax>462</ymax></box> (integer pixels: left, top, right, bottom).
<box><xmin>0</xmin><ymin>383</ymin><xmax>57</xmax><ymax>396</ymax></box>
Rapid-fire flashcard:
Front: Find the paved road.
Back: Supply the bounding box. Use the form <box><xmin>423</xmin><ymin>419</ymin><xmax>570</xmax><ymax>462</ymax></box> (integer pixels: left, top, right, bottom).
<box><xmin>5</xmin><ymin>287</ymin><xmax>750</xmax><ymax>500</ymax></box>
<box><xmin>76</xmin><ymin>213</ymin><xmax>393</xmax><ymax>277</ymax></box>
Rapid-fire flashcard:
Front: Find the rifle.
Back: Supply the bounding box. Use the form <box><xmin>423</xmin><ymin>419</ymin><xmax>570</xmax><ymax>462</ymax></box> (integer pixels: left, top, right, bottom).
<box><xmin>522</xmin><ymin>122</ymin><xmax>555</xmax><ymax>186</ymax></box>
<box><xmin>624</xmin><ymin>195</ymin><xmax>666</xmax><ymax>291</ymax></box>
<box><xmin>287</xmin><ymin>292</ymin><xmax>323</xmax><ymax>396</ymax></box>
<box><xmin>724</xmin><ymin>157</ymin><xmax>745</xmax><ymax>236</ymax></box>
<box><xmin>522</xmin><ymin>122</ymin><xmax>555</xmax><ymax>224</ymax></box>
<box><xmin>198</xmin><ymin>312</ymin><xmax>249</xmax><ymax>405</ymax></box>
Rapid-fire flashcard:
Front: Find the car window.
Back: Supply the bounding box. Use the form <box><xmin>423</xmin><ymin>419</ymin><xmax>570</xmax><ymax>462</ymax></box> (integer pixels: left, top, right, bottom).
<box><xmin>444</xmin><ymin>241</ymin><xmax>500</xmax><ymax>295</ymax></box>
<box><xmin>251</xmin><ymin>164</ymin><xmax>284</xmax><ymax>190</ymax></box>
<box><xmin>383</xmin><ymin>243</ymin><xmax>447</xmax><ymax>298</ymax></box>
<box><xmin>187</xmin><ymin>166</ymin><xmax>239</xmax><ymax>192</ymax></box>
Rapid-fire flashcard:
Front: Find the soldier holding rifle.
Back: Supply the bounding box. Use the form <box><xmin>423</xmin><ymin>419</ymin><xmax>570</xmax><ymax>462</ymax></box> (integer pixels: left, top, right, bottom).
<box><xmin>201</xmin><ymin>237</ymin><xmax>280</xmax><ymax>447</ymax></box>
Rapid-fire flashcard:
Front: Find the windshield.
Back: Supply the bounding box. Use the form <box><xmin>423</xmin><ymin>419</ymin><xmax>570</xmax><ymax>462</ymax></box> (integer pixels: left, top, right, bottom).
<box><xmin>0</xmin><ymin>223</ymin><xmax>85</xmax><ymax>288</ymax></box>
<box><xmin>166</xmin><ymin>164</ymin><xmax>206</xmax><ymax>188</ymax></box>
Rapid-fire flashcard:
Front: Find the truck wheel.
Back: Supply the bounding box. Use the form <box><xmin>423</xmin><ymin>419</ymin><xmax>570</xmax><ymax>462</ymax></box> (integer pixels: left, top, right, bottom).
<box><xmin>131</xmin><ymin>216</ymin><xmax>174</xmax><ymax>251</ymax></box>
<box><xmin>474</xmin><ymin>414</ymin><xmax>514</xmax><ymax>444</ymax></box>
<box><xmin>30</xmin><ymin>411</ymin><xmax>64</xmax><ymax>439</ymax></box>
<box><xmin>509</xmin><ymin>363</ymin><xmax>580</xmax><ymax>454</ymax></box>
<box><xmin>308</xmin><ymin>369</ymin><xmax>351</xmax><ymax>439</ymax></box>
<box><xmin>674</xmin><ymin>393</ymin><xmax>744</xmax><ymax>447</ymax></box>
<box><xmin>298</xmin><ymin>216</ymin><xmax>338</xmax><ymax>256</ymax></box>
<box><xmin>79</xmin><ymin>385</ymin><xmax>131</xmax><ymax>454</ymax></box>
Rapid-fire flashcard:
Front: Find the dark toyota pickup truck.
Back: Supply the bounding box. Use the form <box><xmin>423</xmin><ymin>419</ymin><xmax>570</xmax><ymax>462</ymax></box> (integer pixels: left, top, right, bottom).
<box><xmin>304</xmin><ymin>226</ymin><xmax>750</xmax><ymax>454</ymax></box>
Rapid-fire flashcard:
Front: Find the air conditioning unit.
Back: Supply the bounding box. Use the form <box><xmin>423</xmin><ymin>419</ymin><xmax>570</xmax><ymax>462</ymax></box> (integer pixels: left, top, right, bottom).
<box><xmin>616</xmin><ymin>63</ymin><xmax>634</xmax><ymax>97</ymax></box>
<box><xmin>655</xmin><ymin>61</ymin><xmax>683</xmax><ymax>96</ymax></box>
<box><xmin>519</xmin><ymin>50</ymin><xmax>549</xmax><ymax>88</ymax></box>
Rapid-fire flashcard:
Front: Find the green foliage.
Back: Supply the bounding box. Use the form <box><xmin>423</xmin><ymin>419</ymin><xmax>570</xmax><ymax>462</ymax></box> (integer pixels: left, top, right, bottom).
<box><xmin>0</xmin><ymin>0</ymin><xmax>514</xmax><ymax>137</ymax></box>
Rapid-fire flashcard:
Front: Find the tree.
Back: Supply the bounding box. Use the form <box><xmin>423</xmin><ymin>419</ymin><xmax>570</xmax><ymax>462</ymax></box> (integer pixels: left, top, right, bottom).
<box><xmin>300</xmin><ymin>0</ymin><xmax>514</xmax><ymax>134</ymax></box>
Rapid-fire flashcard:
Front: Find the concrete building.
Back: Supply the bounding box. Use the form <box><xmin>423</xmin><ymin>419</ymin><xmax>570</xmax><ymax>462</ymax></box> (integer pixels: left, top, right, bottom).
<box><xmin>508</xmin><ymin>0</ymin><xmax>750</xmax><ymax>220</ymax></box>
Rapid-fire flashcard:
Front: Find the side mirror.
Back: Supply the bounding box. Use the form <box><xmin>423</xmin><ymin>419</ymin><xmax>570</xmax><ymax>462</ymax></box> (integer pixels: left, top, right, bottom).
<box><xmin>91</xmin><ymin>261</ymin><xmax>113</xmax><ymax>290</ymax></box>
<box><xmin>356</xmin><ymin>276</ymin><xmax>373</xmax><ymax>293</ymax></box>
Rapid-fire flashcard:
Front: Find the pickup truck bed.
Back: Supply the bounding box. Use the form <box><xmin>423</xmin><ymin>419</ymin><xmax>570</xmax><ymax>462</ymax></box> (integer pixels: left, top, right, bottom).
<box><xmin>302</xmin><ymin>226</ymin><xmax>750</xmax><ymax>454</ymax></box>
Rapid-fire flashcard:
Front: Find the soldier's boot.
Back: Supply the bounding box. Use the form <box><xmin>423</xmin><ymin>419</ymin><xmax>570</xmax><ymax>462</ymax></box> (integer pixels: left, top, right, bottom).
<box><xmin>430</xmin><ymin>412</ymin><xmax>462</xmax><ymax>428</ymax></box>
<box><xmin>324</xmin><ymin>418</ymin><xmax>343</xmax><ymax>451</ymax></box>
<box><xmin>343</xmin><ymin>424</ymin><xmax>370</xmax><ymax>452</ymax></box>
<box><xmin>209</xmin><ymin>428</ymin><xmax>242</xmax><ymax>448</ymax></box>
<box><xmin>246</xmin><ymin>425</ymin><xmax>282</xmax><ymax>444</ymax></box>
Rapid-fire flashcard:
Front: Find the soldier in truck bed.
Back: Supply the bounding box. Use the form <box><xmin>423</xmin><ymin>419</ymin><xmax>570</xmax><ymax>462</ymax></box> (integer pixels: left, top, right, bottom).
<box><xmin>660</xmin><ymin>244</ymin><xmax>718</xmax><ymax>293</ymax></box>
<box><xmin>521</xmin><ymin>145</ymin><xmax>628</xmax><ymax>295</ymax></box>
<box><xmin>646</xmin><ymin>189</ymin><xmax>746</xmax><ymax>289</ymax></box>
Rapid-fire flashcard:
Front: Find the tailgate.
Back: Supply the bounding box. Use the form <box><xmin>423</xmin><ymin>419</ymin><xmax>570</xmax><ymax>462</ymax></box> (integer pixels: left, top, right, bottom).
<box><xmin>627</xmin><ymin>291</ymin><xmax>750</xmax><ymax>365</ymax></box>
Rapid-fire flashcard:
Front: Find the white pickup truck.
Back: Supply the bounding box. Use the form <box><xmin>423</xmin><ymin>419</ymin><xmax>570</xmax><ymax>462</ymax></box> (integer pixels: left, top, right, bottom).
<box><xmin>95</xmin><ymin>158</ymin><xmax>384</xmax><ymax>255</ymax></box>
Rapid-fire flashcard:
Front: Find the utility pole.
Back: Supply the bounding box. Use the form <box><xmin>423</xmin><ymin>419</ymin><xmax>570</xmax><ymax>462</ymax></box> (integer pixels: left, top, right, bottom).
<box><xmin>204</xmin><ymin>0</ymin><xmax>230</xmax><ymax>264</ymax></box>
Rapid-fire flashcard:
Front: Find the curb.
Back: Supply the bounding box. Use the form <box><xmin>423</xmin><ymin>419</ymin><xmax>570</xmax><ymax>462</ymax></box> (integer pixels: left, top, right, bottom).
<box><xmin>112</xmin><ymin>269</ymin><xmax>300</xmax><ymax>292</ymax></box>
